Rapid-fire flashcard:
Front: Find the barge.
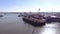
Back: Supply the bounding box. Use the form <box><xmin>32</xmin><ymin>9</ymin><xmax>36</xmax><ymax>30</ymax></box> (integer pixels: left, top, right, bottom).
<box><xmin>22</xmin><ymin>15</ymin><xmax>46</xmax><ymax>26</ymax></box>
<box><xmin>46</xmin><ymin>16</ymin><xmax>60</xmax><ymax>22</ymax></box>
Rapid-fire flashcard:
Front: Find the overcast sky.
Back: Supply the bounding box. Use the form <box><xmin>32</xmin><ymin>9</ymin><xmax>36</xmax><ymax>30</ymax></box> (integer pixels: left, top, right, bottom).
<box><xmin>0</xmin><ymin>0</ymin><xmax>60</xmax><ymax>12</ymax></box>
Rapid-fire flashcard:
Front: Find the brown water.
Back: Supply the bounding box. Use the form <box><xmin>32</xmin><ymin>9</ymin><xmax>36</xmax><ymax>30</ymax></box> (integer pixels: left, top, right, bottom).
<box><xmin>0</xmin><ymin>14</ymin><xmax>60</xmax><ymax>34</ymax></box>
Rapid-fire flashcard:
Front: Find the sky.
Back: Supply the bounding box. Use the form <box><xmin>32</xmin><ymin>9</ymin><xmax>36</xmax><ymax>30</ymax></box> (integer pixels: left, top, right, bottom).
<box><xmin>0</xmin><ymin>0</ymin><xmax>60</xmax><ymax>12</ymax></box>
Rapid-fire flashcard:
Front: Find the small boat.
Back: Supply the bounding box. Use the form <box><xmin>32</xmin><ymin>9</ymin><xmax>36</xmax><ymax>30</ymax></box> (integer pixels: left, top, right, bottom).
<box><xmin>0</xmin><ymin>15</ymin><xmax>3</xmax><ymax>17</ymax></box>
<box><xmin>22</xmin><ymin>15</ymin><xmax>46</xmax><ymax>26</ymax></box>
<box><xmin>18</xmin><ymin>14</ymin><xmax>24</xmax><ymax>17</ymax></box>
<box><xmin>18</xmin><ymin>14</ymin><xmax>21</xmax><ymax>17</ymax></box>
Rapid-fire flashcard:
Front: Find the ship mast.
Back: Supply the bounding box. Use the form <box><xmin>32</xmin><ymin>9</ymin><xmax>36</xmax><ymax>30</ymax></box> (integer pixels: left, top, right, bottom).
<box><xmin>52</xmin><ymin>9</ymin><xmax>54</xmax><ymax>16</ymax></box>
<box><xmin>38</xmin><ymin>8</ymin><xmax>40</xmax><ymax>14</ymax></box>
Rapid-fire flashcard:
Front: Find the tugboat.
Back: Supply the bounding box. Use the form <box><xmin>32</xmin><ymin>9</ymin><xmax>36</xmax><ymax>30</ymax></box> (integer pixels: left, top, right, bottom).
<box><xmin>22</xmin><ymin>14</ymin><xmax>47</xmax><ymax>26</ymax></box>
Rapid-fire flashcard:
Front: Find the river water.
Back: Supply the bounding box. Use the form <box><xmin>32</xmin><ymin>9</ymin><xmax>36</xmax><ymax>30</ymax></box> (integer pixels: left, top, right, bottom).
<box><xmin>0</xmin><ymin>14</ymin><xmax>60</xmax><ymax>34</ymax></box>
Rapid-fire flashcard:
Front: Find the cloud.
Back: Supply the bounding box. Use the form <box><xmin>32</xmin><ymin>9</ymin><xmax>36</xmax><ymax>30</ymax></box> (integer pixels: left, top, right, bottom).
<box><xmin>0</xmin><ymin>2</ymin><xmax>60</xmax><ymax>12</ymax></box>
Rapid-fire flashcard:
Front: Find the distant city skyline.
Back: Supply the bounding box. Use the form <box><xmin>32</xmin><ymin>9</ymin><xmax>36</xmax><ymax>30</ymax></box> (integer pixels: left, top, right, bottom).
<box><xmin>0</xmin><ymin>0</ymin><xmax>60</xmax><ymax>12</ymax></box>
